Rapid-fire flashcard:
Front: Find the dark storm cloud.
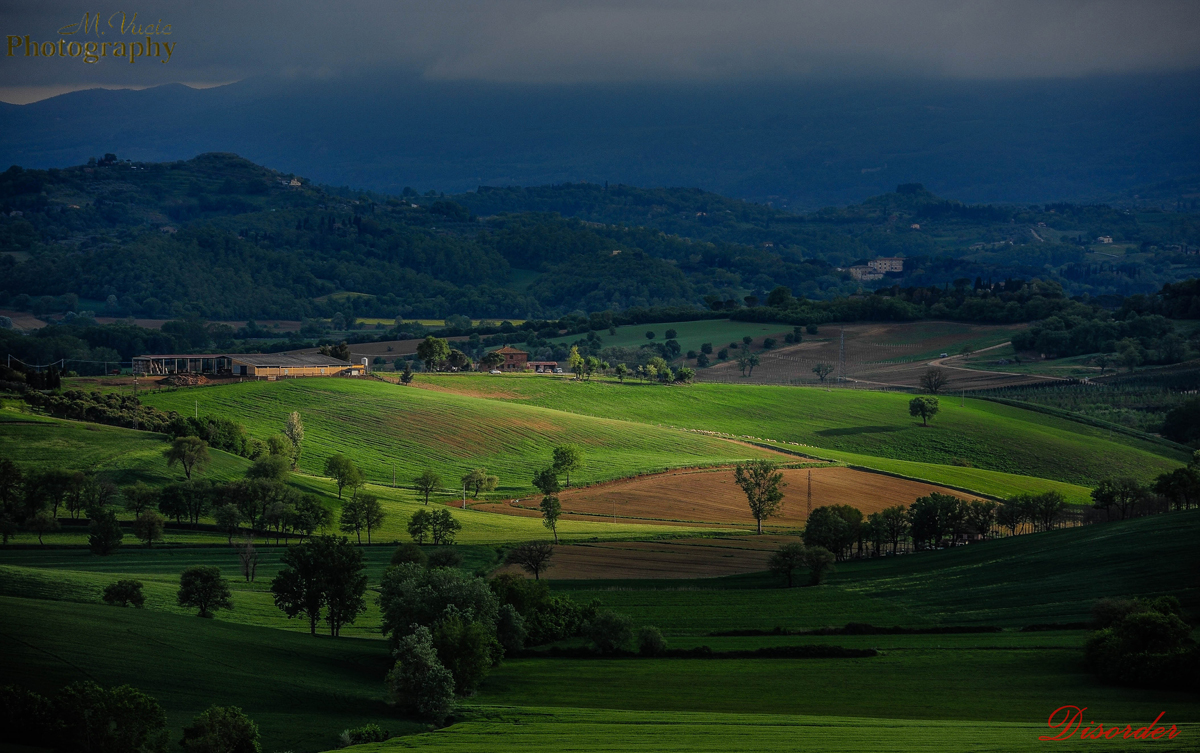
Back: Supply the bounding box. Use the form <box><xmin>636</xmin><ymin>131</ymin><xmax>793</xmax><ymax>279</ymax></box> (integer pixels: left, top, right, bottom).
<box><xmin>3</xmin><ymin>0</ymin><xmax>1199</xmax><ymax>100</ymax></box>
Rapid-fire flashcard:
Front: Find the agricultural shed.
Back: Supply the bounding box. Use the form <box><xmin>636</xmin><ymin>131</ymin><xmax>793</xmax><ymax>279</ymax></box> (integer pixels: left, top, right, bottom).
<box><xmin>133</xmin><ymin>353</ymin><xmax>361</xmax><ymax>379</ymax></box>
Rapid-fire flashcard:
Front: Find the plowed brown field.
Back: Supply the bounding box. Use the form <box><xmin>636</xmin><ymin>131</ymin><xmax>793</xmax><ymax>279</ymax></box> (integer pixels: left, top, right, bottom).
<box><xmin>531</xmin><ymin>465</ymin><xmax>985</xmax><ymax>531</ymax></box>
<box><xmin>492</xmin><ymin>536</ymin><xmax>799</xmax><ymax>579</ymax></box>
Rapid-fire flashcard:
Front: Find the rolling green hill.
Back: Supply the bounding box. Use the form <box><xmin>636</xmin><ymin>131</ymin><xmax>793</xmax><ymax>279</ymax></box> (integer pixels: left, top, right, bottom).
<box><xmin>137</xmin><ymin>378</ymin><xmax>776</xmax><ymax>494</ymax></box>
<box><xmin>415</xmin><ymin>375</ymin><xmax>1186</xmax><ymax>488</ymax></box>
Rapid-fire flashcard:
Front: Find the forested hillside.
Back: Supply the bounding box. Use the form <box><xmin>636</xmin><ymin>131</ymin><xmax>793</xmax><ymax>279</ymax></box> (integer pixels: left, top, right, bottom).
<box><xmin>1</xmin><ymin>154</ymin><xmax>1198</xmax><ymax>321</ymax></box>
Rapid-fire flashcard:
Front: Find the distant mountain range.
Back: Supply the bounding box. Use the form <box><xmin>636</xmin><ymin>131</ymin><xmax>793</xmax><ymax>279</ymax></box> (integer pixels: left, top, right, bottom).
<box><xmin>1</xmin><ymin>72</ymin><xmax>1199</xmax><ymax>209</ymax></box>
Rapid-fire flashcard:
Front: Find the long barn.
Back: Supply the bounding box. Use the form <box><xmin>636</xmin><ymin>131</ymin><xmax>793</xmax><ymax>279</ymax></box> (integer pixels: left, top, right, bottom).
<box><xmin>133</xmin><ymin>353</ymin><xmax>364</xmax><ymax>379</ymax></box>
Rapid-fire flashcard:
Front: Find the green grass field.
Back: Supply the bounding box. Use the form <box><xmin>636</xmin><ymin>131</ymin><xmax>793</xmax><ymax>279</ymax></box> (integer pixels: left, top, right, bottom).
<box><xmin>136</xmin><ymin>379</ymin><xmax>776</xmax><ymax>495</ymax></box>
<box><xmin>0</xmin><ymin>409</ymin><xmax>252</xmax><ymax>485</ymax></box>
<box><xmin>415</xmin><ymin>375</ymin><xmax>1186</xmax><ymax>487</ymax></box>
<box><xmin>3</xmin><ymin>511</ymin><xmax>1196</xmax><ymax>753</ymax></box>
<box><xmin>0</xmin><ymin>596</ymin><xmax>405</xmax><ymax>751</ymax></box>
<box><xmin>557</xmin><ymin>509</ymin><xmax>1200</xmax><ymax>632</ymax></box>
<box><xmin>337</xmin><ymin>706</ymin><xmax>1199</xmax><ymax>753</ymax></box>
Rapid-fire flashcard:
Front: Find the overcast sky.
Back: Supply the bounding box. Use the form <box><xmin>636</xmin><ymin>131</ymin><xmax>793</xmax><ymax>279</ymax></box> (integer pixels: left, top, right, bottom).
<box><xmin>3</xmin><ymin>0</ymin><xmax>1199</xmax><ymax>103</ymax></box>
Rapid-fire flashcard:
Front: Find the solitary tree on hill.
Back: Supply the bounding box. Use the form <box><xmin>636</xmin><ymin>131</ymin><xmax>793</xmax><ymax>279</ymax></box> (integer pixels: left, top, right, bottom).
<box><xmin>909</xmin><ymin>396</ymin><xmax>940</xmax><ymax>426</ymax></box>
<box><xmin>812</xmin><ymin>363</ymin><xmax>834</xmax><ymax>382</ymax></box>
<box><xmin>462</xmin><ymin>468</ymin><xmax>499</xmax><ymax>499</ymax></box>
<box><xmin>164</xmin><ymin>436</ymin><xmax>210</xmax><ymax>481</ymax></box>
<box><xmin>733</xmin><ymin>460</ymin><xmax>786</xmax><ymax>534</ymax></box>
<box><xmin>324</xmin><ymin>455</ymin><xmax>364</xmax><ymax>499</ymax></box>
<box><xmin>413</xmin><ymin>469</ymin><xmax>443</xmax><ymax>505</ymax></box>
<box><xmin>178</xmin><ymin>565</ymin><xmax>233</xmax><ymax>618</ymax></box>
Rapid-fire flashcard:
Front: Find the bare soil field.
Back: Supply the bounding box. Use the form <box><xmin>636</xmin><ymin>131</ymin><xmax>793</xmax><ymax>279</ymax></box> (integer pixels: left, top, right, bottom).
<box><xmin>697</xmin><ymin>321</ymin><xmax>1049</xmax><ymax>390</ymax></box>
<box><xmin>491</xmin><ymin>536</ymin><xmax>800</xmax><ymax>579</ymax></box>
<box><xmin>482</xmin><ymin>465</ymin><xmax>985</xmax><ymax>531</ymax></box>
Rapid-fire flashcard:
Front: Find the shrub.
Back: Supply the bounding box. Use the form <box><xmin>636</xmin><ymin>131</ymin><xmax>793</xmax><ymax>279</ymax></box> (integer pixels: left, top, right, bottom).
<box><xmin>585</xmin><ymin>610</ymin><xmax>634</xmax><ymax>654</ymax></box>
<box><xmin>338</xmin><ymin>723</ymin><xmax>390</xmax><ymax>747</ymax></box>
<box><xmin>637</xmin><ymin>625</ymin><xmax>668</xmax><ymax>656</ymax></box>
<box><xmin>385</xmin><ymin>626</ymin><xmax>456</xmax><ymax>725</ymax></box>
<box><xmin>489</xmin><ymin>573</ymin><xmax>596</xmax><ymax>645</ymax></box>
<box><xmin>103</xmin><ymin>579</ymin><xmax>145</xmax><ymax>608</ymax></box>
<box><xmin>0</xmin><ymin>685</ymin><xmax>54</xmax><ymax>747</ymax></box>
<box><xmin>179</xmin><ymin>705</ymin><xmax>261</xmax><ymax>753</ymax></box>
<box><xmin>427</xmin><ymin>548</ymin><xmax>464</xmax><ymax>569</ymax></box>
<box><xmin>391</xmin><ymin>542</ymin><xmax>428</xmax><ymax>566</ymax></box>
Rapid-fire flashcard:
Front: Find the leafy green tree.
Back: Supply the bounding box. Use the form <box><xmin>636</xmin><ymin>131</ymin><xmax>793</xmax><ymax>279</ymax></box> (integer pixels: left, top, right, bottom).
<box><xmin>645</xmin><ymin>331</ymin><xmax>655</xmax><ymax>340</ymax></box>
<box><xmin>585</xmin><ymin>610</ymin><xmax>634</xmax><ymax>654</ymax></box>
<box><xmin>163</xmin><ymin>436</ymin><xmax>210</xmax><ymax>481</ymax></box>
<box><xmin>802</xmin><ymin>505</ymin><xmax>861</xmax><ymax>559</ymax></box>
<box><xmin>400</xmin><ymin>363</ymin><xmax>415</xmax><ymax>384</ymax></box>
<box><xmin>121</xmin><ymin>482</ymin><xmax>158</xmax><ymax>516</ymax></box>
<box><xmin>496</xmin><ymin>603</ymin><xmax>528</xmax><ymax>654</ymax></box>
<box><xmin>1152</xmin><ymin>466</ymin><xmax>1200</xmax><ymax>510</ymax></box>
<box><xmin>733</xmin><ymin>460</ymin><xmax>786</xmax><ymax>534</ymax></box>
<box><xmin>431</xmin><ymin>610</ymin><xmax>503</xmax><ymax>694</ymax></box>
<box><xmin>997</xmin><ymin>497</ymin><xmax>1027</xmax><ymax>535</ymax></box>
<box><xmin>247</xmin><ymin>453</ymin><xmax>290</xmax><ymax>483</ymax></box>
<box><xmin>908</xmin><ymin>493</ymin><xmax>965</xmax><ymax>549</ymax></box>
<box><xmin>339</xmin><ymin>496</ymin><xmax>367</xmax><ymax>544</ymax></box>
<box><xmin>909</xmin><ymin>395</ymin><xmax>940</xmax><ymax>426</ymax></box>
<box><xmin>963</xmin><ymin>500</ymin><xmax>997</xmax><ymax>539</ymax></box>
<box><xmin>416</xmin><ymin>335</ymin><xmax>452</xmax><ymax>372</ymax></box>
<box><xmin>29</xmin><ymin>510</ymin><xmax>58</xmax><ymax>545</ymax></box>
<box><xmin>103</xmin><ymin>579</ymin><xmax>145</xmax><ymax>608</ymax></box>
<box><xmin>427</xmin><ymin>547</ymin><xmax>463</xmax><ymax>568</ymax></box>
<box><xmin>803</xmin><ymin>546</ymin><xmax>836</xmax><ymax>585</ymax></box>
<box><xmin>430</xmin><ymin>508</ymin><xmax>463</xmax><ymax>545</ymax></box>
<box><xmin>539</xmin><ymin>495</ymin><xmax>562</xmax><ymax>543</ymax></box>
<box><xmin>768</xmin><ymin>542</ymin><xmax>807</xmax><ymax>587</ymax></box>
<box><xmin>1091</xmin><ymin>477</ymin><xmax>1146</xmax><ymax>521</ymax></box>
<box><xmin>567</xmin><ymin>345</ymin><xmax>585</xmax><ymax>378</ymax></box>
<box><xmin>214</xmin><ymin>503</ymin><xmax>242</xmax><ymax>543</ymax></box>
<box><xmin>378</xmin><ymin>562</ymin><xmax>500</xmax><ymax>649</ymax></box>
<box><xmin>552</xmin><ymin>444</ymin><xmax>584</xmax><ymax>487</ymax></box>
<box><xmin>179</xmin><ymin>705</ymin><xmax>261</xmax><ymax>753</ymax></box>
<box><xmin>746</xmin><ymin>353</ymin><xmax>760</xmax><ymax>376</ymax></box>
<box><xmin>675</xmin><ymin>367</ymin><xmax>696</xmax><ymax>383</ymax></box>
<box><xmin>178</xmin><ymin>565</ymin><xmax>233</xmax><ymax>618</ymax></box>
<box><xmin>413</xmin><ymin>469</ymin><xmax>442</xmax><ymax>505</ymax></box>
<box><xmin>392</xmin><ymin>542</ymin><xmax>428</xmax><ymax>566</ymax></box>
<box><xmin>879</xmin><ymin>505</ymin><xmax>910</xmax><ymax>554</ymax></box>
<box><xmin>323</xmin><ymin>454</ymin><xmax>363</xmax><ymax>499</ymax></box>
<box><xmin>1030</xmin><ymin>491</ymin><xmax>1069</xmax><ymax>531</ymax></box>
<box><xmin>88</xmin><ymin>509</ymin><xmax>124</xmax><ymax>555</ymax></box>
<box><xmin>812</xmin><ymin>363</ymin><xmax>834</xmax><ymax>382</ymax></box>
<box><xmin>614</xmin><ymin>363</ymin><xmax>629</xmax><ymax>382</ymax></box>
<box><xmin>385</xmin><ymin>626</ymin><xmax>456</xmax><ymax>725</ymax></box>
<box><xmin>479</xmin><ymin>350</ymin><xmax>505</xmax><ymax>371</ymax></box>
<box><xmin>462</xmin><ymin>468</ymin><xmax>499</xmax><ymax>498</ymax></box>
<box><xmin>408</xmin><ymin>508</ymin><xmax>433</xmax><ymax>543</ymax></box>
<box><xmin>284</xmin><ymin>411</ymin><xmax>304</xmax><ymax>469</ymax></box>
<box><xmin>358</xmin><ymin>494</ymin><xmax>386</xmax><ymax>544</ymax></box>
<box><xmin>133</xmin><ymin>510</ymin><xmax>165</xmax><ymax>547</ymax></box>
<box><xmin>506</xmin><ymin>540</ymin><xmax>555</xmax><ymax>580</ymax></box>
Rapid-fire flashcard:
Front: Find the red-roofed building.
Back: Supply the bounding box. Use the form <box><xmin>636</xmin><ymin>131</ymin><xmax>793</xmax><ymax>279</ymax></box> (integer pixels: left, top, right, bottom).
<box><xmin>493</xmin><ymin>346</ymin><xmax>529</xmax><ymax>372</ymax></box>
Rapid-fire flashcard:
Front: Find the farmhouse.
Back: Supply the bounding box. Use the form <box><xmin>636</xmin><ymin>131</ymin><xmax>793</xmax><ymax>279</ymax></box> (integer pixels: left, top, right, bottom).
<box><xmin>133</xmin><ymin>353</ymin><xmax>363</xmax><ymax>379</ymax></box>
<box><xmin>849</xmin><ymin>265</ymin><xmax>883</xmax><ymax>281</ymax></box>
<box><xmin>493</xmin><ymin>346</ymin><xmax>530</xmax><ymax>372</ymax></box>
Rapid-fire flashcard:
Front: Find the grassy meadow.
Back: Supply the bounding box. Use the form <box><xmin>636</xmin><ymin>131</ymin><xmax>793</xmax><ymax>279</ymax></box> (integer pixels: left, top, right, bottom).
<box><xmin>136</xmin><ymin>378</ymin><xmax>777</xmax><ymax>494</ymax></box>
<box><xmin>415</xmin><ymin>374</ymin><xmax>1186</xmax><ymax>487</ymax></box>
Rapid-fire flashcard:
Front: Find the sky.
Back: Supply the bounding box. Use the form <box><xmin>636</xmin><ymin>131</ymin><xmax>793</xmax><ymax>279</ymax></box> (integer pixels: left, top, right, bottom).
<box><xmin>2</xmin><ymin>0</ymin><xmax>1200</xmax><ymax>103</ymax></box>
